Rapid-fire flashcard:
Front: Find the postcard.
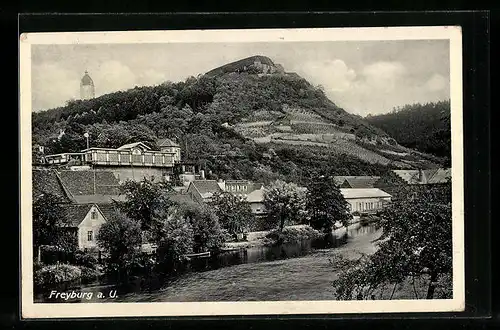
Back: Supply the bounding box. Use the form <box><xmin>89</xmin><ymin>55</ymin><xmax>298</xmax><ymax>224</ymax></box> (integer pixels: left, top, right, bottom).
<box><xmin>20</xmin><ymin>26</ymin><xmax>464</xmax><ymax>318</ymax></box>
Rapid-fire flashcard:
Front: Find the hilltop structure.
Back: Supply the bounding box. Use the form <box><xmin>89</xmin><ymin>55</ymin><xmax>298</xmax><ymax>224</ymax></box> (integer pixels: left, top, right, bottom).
<box><xmin>80</xmin><ymin>71</ymin><xmax>95</xmax><ymax>100</ymax></box>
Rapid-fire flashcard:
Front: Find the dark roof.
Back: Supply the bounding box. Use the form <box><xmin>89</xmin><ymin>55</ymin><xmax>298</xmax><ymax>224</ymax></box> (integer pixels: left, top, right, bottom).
<box><xmin>58</xmin><ymin>170</ymin><xmax>122</xmax><ymax>196</ymax></box>
<box><xmin>157</xmin><ymin>138</ymin><xmax>180</xmax><ymax>147</ymax></box>
<box><xmin>32</xmin><ymin>169</ymin><xmax>71</xmax><ymax>203</ymax></box>
<box><xmin>60</xmin><ymin>204</ymin><xmax>93</xmax><ymax>227</ymax></box>
<box><xmin>81</xmin><ymin>71</ymin><xmax>94</xmax><ymax>86</ymax></box>
<box><xmin>333</xmin><ymin>176</ymin><xmax>381</xmax><ymax>189</ymax></box>
<box><xmin>190</xmin><ymin>180</ymin><xmax>222</xmax><ymax>194</ymax></box>
<box><xmin>96</xmin><ymin>203</ymin><xmax>121</xmax><ymax>222</ymax></box>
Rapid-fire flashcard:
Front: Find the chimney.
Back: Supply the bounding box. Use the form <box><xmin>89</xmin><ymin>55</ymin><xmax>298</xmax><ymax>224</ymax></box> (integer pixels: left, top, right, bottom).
<box><xmin>418</xmin><ymin>168</ymin><xmax>424</xmax><ymax>183</ymax></box>
<box><xmin>200</xmin><ymin>169</ymin><xmax>205</xmax><ymax>180</ymax></box>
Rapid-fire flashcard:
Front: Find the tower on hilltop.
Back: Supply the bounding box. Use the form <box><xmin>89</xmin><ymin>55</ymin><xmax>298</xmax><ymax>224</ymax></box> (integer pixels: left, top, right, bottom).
<box><xmin>80</xmin><ymin>70</ymin><xmax>95</xmax><ymax>100</ymax></box>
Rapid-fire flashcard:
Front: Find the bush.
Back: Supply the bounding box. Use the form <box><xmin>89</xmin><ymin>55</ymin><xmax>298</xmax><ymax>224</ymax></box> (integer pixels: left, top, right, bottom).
<box><xmin>265</xmin><ymin>226</ymin><xmax>324</xmax><ymax>244</ymax></box>
<box><xmin>34</xmin><ymin>264</ymin><xmax>82</xmax><ymax>287</ymax></box>
<box><xmin>79</xmin><ymin>266</ymin><xmax>104</xmax><ymax>283</ymax></box>
<box><xmin>74</xmin><ymin>250</ymin><xmax>99</xmax><ymax>268</ymax></box>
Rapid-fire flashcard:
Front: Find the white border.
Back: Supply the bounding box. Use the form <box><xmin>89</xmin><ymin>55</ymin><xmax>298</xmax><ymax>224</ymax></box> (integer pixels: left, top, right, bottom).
<box><xmin>20</xmin><ymin>26</ymin><xmax>464</xmax><ymax>318</ymax></box>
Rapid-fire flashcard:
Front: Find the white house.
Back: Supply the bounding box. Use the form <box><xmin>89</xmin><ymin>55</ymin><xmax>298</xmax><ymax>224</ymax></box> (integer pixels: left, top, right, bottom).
<box><xmin>340</xmin><ymin>188</ymin><xmax>392</xmax><ymax>214</ymax></box>
<box><xmin>60</xmin><ymin>203</ymin><xmax>118</xmax><ymax>251</ymax></box>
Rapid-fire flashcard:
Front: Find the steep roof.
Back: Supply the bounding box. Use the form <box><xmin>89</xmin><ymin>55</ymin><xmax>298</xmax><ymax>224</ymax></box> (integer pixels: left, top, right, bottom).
<box><xmin>60</xmin><ymin>203</ymin><xmax>121</xmax><ymax>227</ymax></box>
<box><xmin>60</xmin><ymin>204</ymin><xmax>93</xmax><ymax>227</ymax></box>
<box><xmin>96</xmin><ymin>203</ymin><xmax>122</xmax><ymax>222</ymax></box>
<box><xmin>333</xmin><ymin>176</ymin><xmax>381</xmax><ymax>188</ymax></box>
<box><xmin>189</xmin><ymin>180</ymin><xmax>222</xmax><ymax>199</ymax></box>
<box><xmin>157</xmin><ymin>138</ymin><xmax>180</xmax><ymax>148</ymax></box>
<box><xmin>340</xmin><ymin>188</ymin><xmax>391</xmax><ymax>199</ymax></box>
<box><xmin>57</xmin><ymin>170</ymin><xmax>122</xmax><ymax>196</ymax></box>
<box><xmin>32</xmin><ymin>169</ymin><xmax>71</xmax><ymax>203</ymax></box>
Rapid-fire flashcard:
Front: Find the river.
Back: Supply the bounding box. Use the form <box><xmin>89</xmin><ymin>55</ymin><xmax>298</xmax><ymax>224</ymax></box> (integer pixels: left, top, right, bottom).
<box><xmin>34</xmin><ymin>223</ymin><xmax>380</xmax><ymax>303</ymax></box>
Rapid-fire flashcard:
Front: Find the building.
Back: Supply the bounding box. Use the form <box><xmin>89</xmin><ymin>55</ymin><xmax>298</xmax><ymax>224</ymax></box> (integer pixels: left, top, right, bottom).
<box><xmin>80</xmin><ymin>71</ymin><xmax>95</xmax><ymax>100</ymax></box>
<box><xmin>59</xmin><ymin>203</ymin><xmax>119</xmax><ymax>251</ymax></box>
<box><xmin>187</xmin><ymin>180</ymin><xmax>223</xmax><ymax>203</ymax></box>
<box><xmin>246</xmin><ymin>187</ymin><xmax>266</xmax><ymax>217</ymax></box>
<box><xmin>42</xmin><ymin>140</ymin><xmax>182</xmax><ymax>184</ymax></box>
<box><xmin>333</xmin><ymin>176</ymin><xmax>381</xmax><ymax>188</ymax></box>
<box><xmin>33</xmin><ymin>168</ymin><xmax>125</xmax><ymax>204</ymax></box>
<box><xmin>340</xmin><ymin>188</ymin><xmax>392</xmax><ymax>214</ymax></box>
<box><xmin>392</xmin><ymin>168</ymin><xmax>451</xmax><ymax>185</ymax></box>
<box><xmin>186</xmin><ymin>179</ymin><xmax>267</xmax><ymax>216</ymax></box>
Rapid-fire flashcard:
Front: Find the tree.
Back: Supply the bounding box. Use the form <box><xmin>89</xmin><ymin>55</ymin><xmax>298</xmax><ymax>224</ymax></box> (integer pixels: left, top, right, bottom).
<box><xmin>155</xmin><ymin>207</ymin><xmax>194</xmax><ymax>268</ymax></box>
<box><xmin>97</xmin><ymin>211</ymin><xmax>142</xmax><ymax>273</ymax></box>
<box><xmin>115</xmin><ymin>178</ymin><xmax>172</xmax><ymax>232</ymax></box>
<box><xmin>177</xmin><ymin>204</ymin><xmax>225</xmax><ymax>253</ymax></box>
<box><xmin>332</xmin><ymin>183</ymin><xmax>452</xmax><ymax>300</ymax></box>
<box><xmin>32</xmin><ymin>193</ymin><xmax>76</xmax><ymax>259</ymax></box>
<box><xmin>306</xmin><ymin>175</ymin><xmax>352</xmax><ymax>233</ymax></box>
<box><xmin>263</xmin><ymin>180</ymin><xmax>307</xmax><ymax>231</ymax></box>
<box><xmin>210</xmin><ymin>192</ymin><xmax>255</xmax><ymax>235</ymax></box>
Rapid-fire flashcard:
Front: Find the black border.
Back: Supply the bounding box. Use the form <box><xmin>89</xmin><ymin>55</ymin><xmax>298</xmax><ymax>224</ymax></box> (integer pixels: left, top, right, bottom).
<box><xmin>9</xmin><ymin>11</ymin><xmax>492</xmax><ymax>329</ymax></box>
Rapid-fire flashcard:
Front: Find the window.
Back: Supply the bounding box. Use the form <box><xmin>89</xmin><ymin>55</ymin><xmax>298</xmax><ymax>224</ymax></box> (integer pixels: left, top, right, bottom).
<box><xmin>87</xmin><ymin>231</ymin><xmax>93</xmax><ymax>241</ymax></box>
<box><xmin>91</xmin><ymin>210</ymin><xmax>98</xmax><ymax>219</ymax></box>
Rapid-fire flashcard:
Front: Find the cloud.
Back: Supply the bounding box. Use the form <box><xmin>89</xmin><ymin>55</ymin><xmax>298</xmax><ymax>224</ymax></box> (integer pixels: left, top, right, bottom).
<box><xmin>360</xmin><ymin>61</ymin><xmax>407</xmax><ymax>93</ymax></box>
<box><xmin>425</xmin><ymin>73</ymin><xmax>447</xmax><ymax>91</ymax></box>
<box><xmin>299</xmin><ymin>59</ymin><xmax>357</xmax><ymax>92</ymax></box>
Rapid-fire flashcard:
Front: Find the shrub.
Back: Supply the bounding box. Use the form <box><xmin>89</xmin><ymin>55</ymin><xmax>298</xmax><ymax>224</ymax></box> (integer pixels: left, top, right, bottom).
<box><xmin>79</xmin><ymin>266</ymin><xmax>104</xmax><ymax>283</ymax></box>
<box><xmin>73</xmin><ymin>250</ymin><xmax>99</xmax><ymax>268</ymax></box>
<box><xmin>266</xmin><ymin>226</ymin><xmax>324</xmax><ymax>244</ymax></box>
<box><xmin>34</xmin><ymin>264</ymin><xmax>82</xmax><ymax>287</ymax></box>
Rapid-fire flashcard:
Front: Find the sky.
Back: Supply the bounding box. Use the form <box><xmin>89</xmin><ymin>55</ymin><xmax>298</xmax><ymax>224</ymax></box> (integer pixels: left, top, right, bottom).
<box><xmin>31</xmin><ymin>40</ymin><xmax>450</xmax><ymax>116</ymax></box>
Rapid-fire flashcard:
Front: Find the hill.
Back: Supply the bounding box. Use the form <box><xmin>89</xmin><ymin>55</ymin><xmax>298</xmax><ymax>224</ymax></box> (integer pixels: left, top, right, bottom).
<box><xmin>365</xmin><ymin>100</ymin><xmax>451</xmax><ymax>166</ymax></box>
<box><xmin>32</xmin><ymin>56</ymin><xmax>445</xmax><ymax>185</ymax></box>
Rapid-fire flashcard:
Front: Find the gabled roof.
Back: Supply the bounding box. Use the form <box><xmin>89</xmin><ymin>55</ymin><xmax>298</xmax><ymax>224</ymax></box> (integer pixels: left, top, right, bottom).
<box><xmin>60</xmin><ymin>204</ymin><xmax>94</xmax><ymax>227</ymax></box>
<box><xmin>246</xmin><ymin>188</ymin><xmax>265</xmax><ymax>203</ymax></box>
<box><xmin>57</xmin><ymin>170</ymin><xmax>122</xmax><ymax>197</ymax></box>
<box><xmin>60</xmin><ymin>203</ymin><xmax>121</xmax><ymax>227</ymax></box>
<box><xmin>340</xmin><ymin>188</ymin><xmax>391</xmax><ymax>199</ymax></box>
<box><xmin>32</xmin><ymin>169</ymin><xmax>72</xmax><ymax>203</ymax></box>
<box><xmin>333</xmin><ymin>176</ymin><xmax>381</xmax><ymax>188</ymax></box>
<box><xmin>189</xmin><ymin>180</ymin><xmax>222</xmax><ymax>199</ymax></box>
<box><xmin>427</xmin><ymin>168</ymin><xmax>451</xmax><ymax>184</ymax></box>
<box><xmin>117</xmin><ymin>142</ymin><xmax>152</xmax><ymax>151</ymax></box>
<box><xmin>157</xmin><ymin>138</ymin><xmax>180</xmax><ymax>148</ymax></box>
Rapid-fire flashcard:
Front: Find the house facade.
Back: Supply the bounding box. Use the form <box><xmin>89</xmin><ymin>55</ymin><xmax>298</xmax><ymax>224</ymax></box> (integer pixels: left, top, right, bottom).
<box><xmin>60</xmin><ymin>203</ymin><xmax>115</xmax><ymax>251</ymax></box>
<box><xmin>340</xmin><ymin>188</ymin><xmax>392</xmax><ymax>214</ymax></box>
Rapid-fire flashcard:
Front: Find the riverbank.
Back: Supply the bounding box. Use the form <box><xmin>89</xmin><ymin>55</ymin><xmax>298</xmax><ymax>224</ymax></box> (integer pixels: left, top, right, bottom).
<box><xmin>223</xmin><ymin>222</ymin><xmax>362</xmax><ymax>250</ymax></box>
<box><xmin>102</xmin><ymin>225</ymin><xmax>382</xmax><ymax>302</ymax></box>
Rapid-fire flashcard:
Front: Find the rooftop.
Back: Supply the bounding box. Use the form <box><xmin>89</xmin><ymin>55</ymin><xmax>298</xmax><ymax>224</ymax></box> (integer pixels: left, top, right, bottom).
<box><xmin>333</xmin><ymin>176</ymin><xmax>381</xmax><ymax>188</ymax></box>
<box><xmin>340</xmin><ymin>188</ymin><xmax>391</xmax><ymax>199</ymax></box>
<box><xmin>157</xmin><ymin>138</ymin><xmax>180</xmax><ymax>148</ymax></box>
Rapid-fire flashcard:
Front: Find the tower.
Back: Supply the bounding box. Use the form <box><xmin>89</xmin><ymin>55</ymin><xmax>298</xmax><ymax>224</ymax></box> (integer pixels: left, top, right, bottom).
<box><xmin>80</xmin><ymin>70</ymin><xmax>95</xmax><ymax>100</ymax></box>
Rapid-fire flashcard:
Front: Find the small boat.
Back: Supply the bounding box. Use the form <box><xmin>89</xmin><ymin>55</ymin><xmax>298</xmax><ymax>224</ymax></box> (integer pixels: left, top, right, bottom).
<box><xmin>182</xmin><ymin>251</ymin><xmax>211</xmax><ymax>261</ymax></box>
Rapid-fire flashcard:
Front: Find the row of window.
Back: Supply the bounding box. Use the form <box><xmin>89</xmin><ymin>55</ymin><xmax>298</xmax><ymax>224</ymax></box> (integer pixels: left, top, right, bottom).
<box><xmin>352</xmin><ymin>201</ymin><xmax>382</xmax><ymax>212</ymax></box>
<box><xmin>227</xmin><ymin>185</ymin><xmax>248</xmax><ymax>192</ymax></box>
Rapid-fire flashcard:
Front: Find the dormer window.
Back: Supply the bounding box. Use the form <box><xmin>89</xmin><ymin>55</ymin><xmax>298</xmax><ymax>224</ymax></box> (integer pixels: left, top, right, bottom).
<box><xmin>132</xmin><ymin>148</ymin><xmax>142</xmax><ymax>155</ymax></box>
